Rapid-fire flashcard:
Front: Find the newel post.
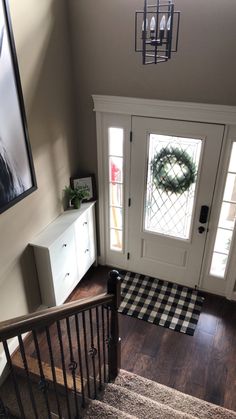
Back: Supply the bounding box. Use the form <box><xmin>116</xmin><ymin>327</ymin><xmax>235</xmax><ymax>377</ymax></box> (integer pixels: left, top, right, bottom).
<box><xmin>107</xmin><ymin>270</ymin><xmax>121</xmax><ymax>380</ymax></box>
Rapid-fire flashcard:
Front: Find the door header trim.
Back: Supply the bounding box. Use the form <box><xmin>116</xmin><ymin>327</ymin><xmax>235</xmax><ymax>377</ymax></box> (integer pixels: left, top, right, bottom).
<box><xmin>93</xmin><ymin>95</ymin><xmax>236</xmax><ymax>125</ymax></box>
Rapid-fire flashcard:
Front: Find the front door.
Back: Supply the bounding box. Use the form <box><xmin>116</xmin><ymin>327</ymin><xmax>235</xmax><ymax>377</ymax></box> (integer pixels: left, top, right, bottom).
<box><xmin>128</xmin><ymin>117</ymin><xmax>224</xmax><ymax>288</ymax></box>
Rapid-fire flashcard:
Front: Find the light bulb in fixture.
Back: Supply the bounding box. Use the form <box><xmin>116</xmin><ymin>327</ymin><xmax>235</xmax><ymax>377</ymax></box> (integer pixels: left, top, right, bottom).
<box><xmin>142</xmin><ymin>18</ymin><xmax>148</xmax><ymax>32</ymax></box>
<box><xmin>150</xmin><ymin>16</ymin><xmax>156</xmax><ymax>39</ymax></box>
<box><xmin>167</xmin><ymin>16</ymin><xmax>171</xmax><ymax>31</ymax></box>
<box><xmin>159</xmin><ymin>15</ymin><xmax>166</xmax><ymax>42</ymax></box>
<box><xmin>142</xmin><ymin>18</ymin><xmax>148</xmax><ymax>40</ymax></box>
<box><xmin>160</xmin><ymin>15</ymin><xmax>166</xmax><ymax>31</ymax></box>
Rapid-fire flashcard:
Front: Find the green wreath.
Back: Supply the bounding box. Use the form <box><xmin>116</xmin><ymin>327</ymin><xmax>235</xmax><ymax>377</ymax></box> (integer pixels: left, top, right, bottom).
<box><xmin>151</xmin><ymin>147</ymin><xmax>196</xmax><ymax>194</ymax></box>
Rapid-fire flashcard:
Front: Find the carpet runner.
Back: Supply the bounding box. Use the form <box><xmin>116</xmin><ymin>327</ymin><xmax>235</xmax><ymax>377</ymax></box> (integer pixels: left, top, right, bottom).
<box><xmin>84</xmin><ymin>369</ymin><xmax>236</xmax><ymax>419</ymax></box>
<box><xmin>118</xmin><ymin>271</ymin><xmax>204</xmax><ymax>335</ymax></box>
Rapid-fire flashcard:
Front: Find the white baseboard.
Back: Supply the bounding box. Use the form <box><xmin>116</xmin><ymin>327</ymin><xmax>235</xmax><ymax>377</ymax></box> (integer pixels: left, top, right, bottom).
<box><xmin>231</xmin><ymin>291</ymin><xmax>236</xmax><ymax>301</ymax></box>
<box><xmin>97</xmin><ymin>255</ymin><xmax>106</xmax><ymax>265</ymax></box>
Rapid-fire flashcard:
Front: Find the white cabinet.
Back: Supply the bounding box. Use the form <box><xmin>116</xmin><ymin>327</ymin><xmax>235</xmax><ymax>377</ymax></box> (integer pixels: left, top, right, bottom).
<box><xmin>30</xmin><ymin>203</ymin><xmax>97</xmax><ymax>307</ymax></box>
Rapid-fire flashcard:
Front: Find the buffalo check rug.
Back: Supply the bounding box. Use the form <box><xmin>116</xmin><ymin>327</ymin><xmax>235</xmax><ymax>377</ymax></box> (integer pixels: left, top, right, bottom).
<box><xmin>118</xmin><ymin>271</ymin><xmax>204</xmax><ymax>336</ymax></box>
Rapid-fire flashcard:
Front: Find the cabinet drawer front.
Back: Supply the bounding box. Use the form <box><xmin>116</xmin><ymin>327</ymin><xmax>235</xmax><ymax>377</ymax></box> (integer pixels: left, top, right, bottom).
<box><xmin>54</xmin><ymin>263</ymin><xmax>78</xmax><ymax>305</ymax></box>
<box><xmin>74</xmin><ymin>212</ymin><xmax>90</xmax><ymax>248</ymax></box>
<box><xmin>79</xmin><ymin>247</ymin><xmax>95</xmax><ymax>278</ymax></box>
<box><xmin>75</xmin><ymin>207</ymin><xmax>95</xmax><ymax>278</ymax></box>
<box><xmin>49</xmin><ymin>226</ymin><xmax>77</xmax><ymax>282</ymax></box>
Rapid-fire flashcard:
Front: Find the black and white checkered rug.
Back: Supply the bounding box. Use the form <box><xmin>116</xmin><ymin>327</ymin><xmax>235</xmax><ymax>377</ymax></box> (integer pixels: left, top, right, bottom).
<box><xmin>118</xmin><ymin>271</ymin><xmax>204</xmax><ymax>336</ymax></box>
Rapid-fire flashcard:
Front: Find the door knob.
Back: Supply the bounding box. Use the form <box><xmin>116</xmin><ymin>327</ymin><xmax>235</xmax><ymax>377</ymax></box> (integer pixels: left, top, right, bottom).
<box><xmin>198</xmin><ymin>226</ymin><xmax>205</xmax><ymax>234</ymax></box>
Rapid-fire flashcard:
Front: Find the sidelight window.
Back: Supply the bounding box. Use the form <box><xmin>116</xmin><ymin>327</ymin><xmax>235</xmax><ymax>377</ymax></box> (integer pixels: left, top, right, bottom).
<box><xmin>210</xmin><ymin>142</ymin><xmax>236</xmax><ymax>278</ymax></box>
<box><xmin>108</xmin><ymin>128</ymin><xmax>124</xmax><ymax>252</ymax></box>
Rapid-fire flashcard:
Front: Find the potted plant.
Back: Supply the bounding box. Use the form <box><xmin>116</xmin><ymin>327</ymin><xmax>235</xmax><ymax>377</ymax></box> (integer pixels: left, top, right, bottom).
<box><xmin>64</xmin><ymin>185</ymin><xmax>89</xmax><ymax>209</ymax></box>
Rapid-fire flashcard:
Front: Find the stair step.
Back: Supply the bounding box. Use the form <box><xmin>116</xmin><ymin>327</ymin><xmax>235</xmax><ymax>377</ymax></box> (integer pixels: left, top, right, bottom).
<box><xmin>102</xmin><ymin>383</ymin><xmax>196</xmax><ymax>419</ymax></box>
<box><xmin>115</xmin><ymin>370</ymin><xmax>236</xmax><ymax>419</ymax></box>
<box><xmin>12</xmin><ymin>351</ymin><xmax>83</xmax><ymax>393</ymax></box>
<box><xmin>83</xmin><ymin>399</ymin><xmax>138</xmax><ymax>419</ymax></box>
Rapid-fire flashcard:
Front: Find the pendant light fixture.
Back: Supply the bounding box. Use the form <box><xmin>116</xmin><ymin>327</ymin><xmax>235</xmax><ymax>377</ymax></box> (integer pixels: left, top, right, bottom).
<box><xmin>135</xmin><ymin>0</ymin><xmax>180</xmax><ymax>64</ymax></box>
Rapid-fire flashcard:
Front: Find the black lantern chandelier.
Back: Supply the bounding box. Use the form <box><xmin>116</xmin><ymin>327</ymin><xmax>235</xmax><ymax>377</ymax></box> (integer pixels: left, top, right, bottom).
<box><xmin>135</xmin><ymin>0</ymin><xmax>180</xmax><ymax>65</ymax></box>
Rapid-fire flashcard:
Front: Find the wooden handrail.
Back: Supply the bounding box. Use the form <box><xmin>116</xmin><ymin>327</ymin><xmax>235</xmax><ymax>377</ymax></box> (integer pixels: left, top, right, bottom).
<box><xmin>0</xmin><ymin>270</ymin><xmax>122</xmax><ymax>418</ymax></box>
<box><xmin>0</xmin><ymin>292</ymin><xmax>113</xmax><ymax>341</ymax></box>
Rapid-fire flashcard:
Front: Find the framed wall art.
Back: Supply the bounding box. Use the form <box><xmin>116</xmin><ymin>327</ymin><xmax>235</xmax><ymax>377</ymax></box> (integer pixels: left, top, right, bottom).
<box><xmin>71</xmin><ymin>175</ymin><xmax>96</xmax><ymax>202</ymax></box>
<box><xmin>0</xmin><ymin>0</ymin><xmax>37</xmax><ymax>214</ymax></box>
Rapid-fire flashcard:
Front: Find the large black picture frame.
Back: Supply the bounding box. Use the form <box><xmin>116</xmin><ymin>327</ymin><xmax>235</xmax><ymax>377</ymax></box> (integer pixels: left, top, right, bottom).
<box><xmin>0</xmin><ymin>0</ymin><xmax>37</xmax><ymax>215</ymax></box>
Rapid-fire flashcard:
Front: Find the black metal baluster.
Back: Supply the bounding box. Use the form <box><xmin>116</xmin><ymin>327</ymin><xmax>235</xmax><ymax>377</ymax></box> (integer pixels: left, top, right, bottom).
<box><xmin>56</xmin><ymin>321</ymin><xmax>72</xmax><ymax>419</ymax></box>
<box><xmin>75</xmin><ymin>314</ymin><xmax>85</xmax><ymax>408</ymax></box>
<box><xmin>101</xmin><ymin>306</ymin><xmax>107</xmax><ymax>382</ymax></box>
<box><xmin>66</xmin><ymin>317</ymin><xmax>79</xmax><ymax>418</ymax></box>
<box><xmin>82</xmin><ymin>311</ymin><xmax>91</xmax><ymax>398</ymax></box>
<box><xmin>45</xmin><ymin>326</ymin><xmax>62</xmax><ymax>419</ymax></box>
<box><xmin>18</xmin><ymin>335</ymin><xmax>39</xmax><ymax>419</ymax></box>
<box><xmin>106</xmin><ymin>307</ymin><xmax>111</xmax><ymax>382</ymax></box>
<box><xmin>95</xmin><ymin>306</ymin><xmax>102</xmax><ymax>390</ymax></box>
<box><xmin>89</xmin><ymin>309</ymin><xmax>97</xmax><ymax>398</ymax></box>
<box><xmin>2</xmin><ymin>340</ymin><xmax>25</xmax><ymax>419</ymax></box>
<box><xmin>32</xmin><ymin>330</ymin><xmax>52</xmax><ymax>419</ymax></box>
<box><xmin>107</xmin><ymin>270</ymin><xmax>121</xmax><ymax>380</ymax></box>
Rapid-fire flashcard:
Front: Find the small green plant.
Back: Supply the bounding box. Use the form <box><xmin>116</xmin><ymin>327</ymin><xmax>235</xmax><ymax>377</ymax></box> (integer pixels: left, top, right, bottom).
<box><xmin>64</xmin><ymin>185</ymin><xmax>89</xmax><ymax>209</ymax></box>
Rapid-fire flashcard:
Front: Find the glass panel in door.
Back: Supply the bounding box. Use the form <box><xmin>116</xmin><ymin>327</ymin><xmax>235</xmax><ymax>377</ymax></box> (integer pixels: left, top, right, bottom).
<box><xmin>145</xmin><ymin>134</ymin><xmax>202</xmax><ymax>240</ymax></box>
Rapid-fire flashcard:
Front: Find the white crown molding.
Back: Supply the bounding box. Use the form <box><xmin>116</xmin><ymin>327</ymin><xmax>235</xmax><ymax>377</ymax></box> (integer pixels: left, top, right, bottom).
<box><xmin>92</xmin><ymin>95</ymin><xmax>236</xmax><ymax>125</ymax></box>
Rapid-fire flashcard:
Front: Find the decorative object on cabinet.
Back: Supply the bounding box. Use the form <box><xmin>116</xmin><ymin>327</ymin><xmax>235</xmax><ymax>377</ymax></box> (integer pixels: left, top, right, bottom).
<box><xmin>63</xmin><ymin>184</ymin><xmax>89</xmax><ymax>209</ymax></box>
<box><xmin>30</xmin><ymin>202</ymin><xmax>97</xmax><ymax>307</ymax></box>
<box><xmin>0</xmin><ymin>0</ymin><xmax>37</xmax><ymax>215</ymax></box>
<box><xmin>71</xmin><ymin>175</ymin><xmax>96</xmax><ymax>202</ymax></box>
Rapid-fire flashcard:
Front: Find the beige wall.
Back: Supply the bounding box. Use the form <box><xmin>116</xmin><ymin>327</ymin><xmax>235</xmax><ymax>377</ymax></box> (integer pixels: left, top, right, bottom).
<box><xmin>68</xmin><ymin>0</ymin><xmax>236</xmax><ymax>176</ymax></box>
<box><xmin>0</xmin><ymin>0</ymin><xmax>77</xmax><ymax>333</ymax></box>
<box><xmin>0</xmin><ymin>0</ymin><xmax>235</xmax><ymax>330</ymax></box>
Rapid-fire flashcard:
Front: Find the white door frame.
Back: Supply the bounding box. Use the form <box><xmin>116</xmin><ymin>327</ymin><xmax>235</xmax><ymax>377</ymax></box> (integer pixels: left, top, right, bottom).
<box><xmin>128</xmin><ymin>117</ymin><xmax>224</xmax><ymax>288</ymax></box>
<box><xmin>93</xmin><ymin>95</ymin><xmax>236</xmax><ymax>299</ymax></box>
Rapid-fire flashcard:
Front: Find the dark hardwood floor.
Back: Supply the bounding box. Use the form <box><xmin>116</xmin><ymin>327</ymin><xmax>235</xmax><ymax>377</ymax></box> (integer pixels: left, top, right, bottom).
<box><xmin>68</xmin><ymin>265</ymin><xmax>236</xmax><ymax>412</ymax></box>
<box><xmin>17</xmin><ymin>265</ymin><xmax>236</xmax><ymax>412</ymax></box>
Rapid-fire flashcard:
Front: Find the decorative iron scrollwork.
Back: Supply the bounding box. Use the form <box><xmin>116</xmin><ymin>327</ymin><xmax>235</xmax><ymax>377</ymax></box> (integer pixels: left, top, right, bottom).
<box><xmin>68</xmin><ymin>360</ymin><xmax>77</xmax><ymax>373</ymax></box>
<box><xmin>38</xmin><ymin>378</ymin><xmax>49</xmax><ymax>393</ymax></box>
<box><xmin>105</xmin><ymin>336</ymin><xmax>112</xmax><ymax>347</ymax></box>
<box><xmin>88</xmin><ymin>347</ymin><xmax>97</xmax><ymax>358</ymax></box>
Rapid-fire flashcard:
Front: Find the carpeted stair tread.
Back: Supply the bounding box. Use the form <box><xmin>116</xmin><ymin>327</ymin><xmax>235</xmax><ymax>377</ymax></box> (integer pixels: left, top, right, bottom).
<box><xmin>83</xmin><ymin>399</ymin><xmax>138</xmax><ymax>419</ymax></box>
<box><xmin>101</xmin><ymin>383</ymin><xmax>196</xmax><ymax>419</ymax></box>
<box><xmin>115</xmin><ymin>369</ymin><xmax>236</xmax><ymax>419</ymax></box>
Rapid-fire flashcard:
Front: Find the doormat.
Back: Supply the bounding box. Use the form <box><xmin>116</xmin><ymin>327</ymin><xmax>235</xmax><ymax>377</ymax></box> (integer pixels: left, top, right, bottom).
<box><xmin>118</xmin><ymin>271</ymin><xmax>204</xmax><ymax>336</ymax></box>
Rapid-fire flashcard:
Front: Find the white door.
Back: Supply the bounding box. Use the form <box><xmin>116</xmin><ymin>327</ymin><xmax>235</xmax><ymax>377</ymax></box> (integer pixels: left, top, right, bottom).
<box><xmin>128</xmin><ymin>117</ymin><xmax>224</xmax><ymax>288</ymax></box>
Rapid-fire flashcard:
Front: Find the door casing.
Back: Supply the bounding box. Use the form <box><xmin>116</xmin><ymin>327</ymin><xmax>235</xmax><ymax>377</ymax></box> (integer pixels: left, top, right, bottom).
<box><xmin>93</xmin><ymin>95</ymin><xmax>236</xmax><ymax>299</ymax></box>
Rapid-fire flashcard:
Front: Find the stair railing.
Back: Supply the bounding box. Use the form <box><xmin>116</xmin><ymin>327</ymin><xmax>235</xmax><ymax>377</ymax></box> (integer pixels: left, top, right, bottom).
<box><xmin>0</xmin><ymin>270</ymin><xmax>121</xmax><ymax>419</ymax></box>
